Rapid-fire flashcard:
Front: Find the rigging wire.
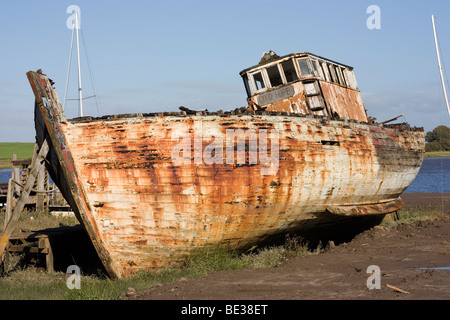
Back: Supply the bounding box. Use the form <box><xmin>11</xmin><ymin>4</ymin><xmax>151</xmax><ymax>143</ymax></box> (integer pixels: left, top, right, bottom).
<box><xmin>63</xmin><ymin>25</ymin><xmax>75</xmax><ymax>110</ymax></box>
<box><xmin>435</xmin><ymin>19</ymin><xmax>450</xmax><ymax>118</ymax></box>
<box><xmin>63</xmin><ymin>22</ymin><xmax>102</xmax><ymax>117</ymax></box>
<box><xmin>80</xmin><ymin>28</ymin><xmax>102</xmax><ymax>116</ymax></box>
<box><xmin>432</xmin><ymin>15</ymin><xmax>450</xmax><ymax>120</ymax></box>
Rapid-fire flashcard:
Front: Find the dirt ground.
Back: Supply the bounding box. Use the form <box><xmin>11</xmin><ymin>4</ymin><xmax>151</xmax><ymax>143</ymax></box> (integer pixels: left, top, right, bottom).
<box><xmin>131</xmin><ymin>193</ymin><xmax>450</xmax><ymax>300</ymax></box>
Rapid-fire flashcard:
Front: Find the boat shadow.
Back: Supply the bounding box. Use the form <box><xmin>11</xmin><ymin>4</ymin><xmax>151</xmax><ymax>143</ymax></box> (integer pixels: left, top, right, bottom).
<box><xmin>250</xmin><ymin>213</ymin><xmax>386</xmax><ymax>251</ymax></box>
<box><xmin>9</xmin><ymin>213</ymin><xmax>385</xmax><ymax>277</ymax></box>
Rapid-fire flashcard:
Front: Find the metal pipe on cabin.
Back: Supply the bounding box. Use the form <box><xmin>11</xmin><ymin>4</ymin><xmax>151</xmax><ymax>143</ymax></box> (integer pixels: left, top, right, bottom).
<box><xmin>431</xmin><ymin>14</ymin><xmax>450</xmax><ymax>120</ymax></box>
<box><xmin>75</xmin><ymin>12</ymin><xmax>83</xmax><ymax>117</ymax></box>
<box><xmin>380</xmin><ymin>114</ymin><xmax>404</xmax><ymax>125</ymax></box>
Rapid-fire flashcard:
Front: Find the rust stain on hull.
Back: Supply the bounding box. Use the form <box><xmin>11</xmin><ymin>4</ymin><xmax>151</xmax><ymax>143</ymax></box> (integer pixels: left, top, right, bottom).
<box><xmin>27</xmin><ymin>68</ymin><xmax>424</xmax><ymax>278</ymax></box>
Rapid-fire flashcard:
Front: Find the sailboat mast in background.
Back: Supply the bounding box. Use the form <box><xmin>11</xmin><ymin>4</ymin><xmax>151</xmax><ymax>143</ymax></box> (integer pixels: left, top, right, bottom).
<box><xmin>431</xmin><ymin>14</ymin><xmax>450</xmax><ymax>120</ymax></box>
<box><xmin>63</xmin><ymin>11</ymin><xmax>84</xmax><ymax>117</ymax></box>
<box><xmin>75</xmin><ymin>12</ymin><xmax>83</xmax><ymax>117</ymax></box>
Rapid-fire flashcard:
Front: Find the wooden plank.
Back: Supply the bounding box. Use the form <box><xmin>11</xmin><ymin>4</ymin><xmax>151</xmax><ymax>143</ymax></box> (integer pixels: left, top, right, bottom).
<box><xmin>39</xmin><ymin>237</ymin><xmax>53</xmax><ymax>272</ymax></box>
<box><xmin>11</xmin><ymin>159</ymin><xmax>32</xmax><ymax>166</ymax></box>
<box><xmin>36</xmin><ymin>164</ymin><xmax>45</xmax><ymax>212</ymax></box>
<box><xmin>8</xmin><ymin>246</ymin><xmax>49</xmax><ymax>254</ymax></box>
<box><xmin>11</xmin><ymin>154</ymin><xmax>21</xmax><ymax>197</ymax></box>
<box><xmin>326</xmin><ymin>198</ymin><xmax>404</xmax><ymax>216</ymax></box>
<box><xmin>4</xmin><ymin>179</ymin><xmax>13</xmax><ymax>231</ymax></box>
<box><xmin>386</xmin><ymin>283</ymin><xmax>410</xmax><ymax>294</ymax></box>
<box><xmin>0</xmin><ymin>140</ymin><xmax>49</xmax><ymax>264</ymax></box>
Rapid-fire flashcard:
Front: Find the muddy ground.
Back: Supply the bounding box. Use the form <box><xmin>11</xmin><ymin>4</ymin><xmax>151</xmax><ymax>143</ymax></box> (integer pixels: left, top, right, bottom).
<box><xmin>131</xmin><ymin>193</ymin><xmax>450</xmax><ymax>300</ymax></box>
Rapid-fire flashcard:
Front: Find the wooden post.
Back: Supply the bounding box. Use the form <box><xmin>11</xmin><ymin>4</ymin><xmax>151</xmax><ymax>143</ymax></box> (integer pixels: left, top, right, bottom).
<box><xmin>36</xmin><ymin>165</ymin><xmax>45</xmax><ymax>212</ymax></box>
<box><xmin>11</xmin><ymin>154</ymin><xmax>20</xmax><ymax>199</ymax></box>
<box><xmin>39</xmin><ymin>237</ymin><xmax>54</xmax><ymax>272</ymax></box>
<box><xmin>0</xmin><ymin>140</ymin><xmax>49</xmax><ymax>264</ymax></box>
<box><xmin>4</xmin><ymin>179</ymin><xmax>13</xmax><ymax>231</ymax></box>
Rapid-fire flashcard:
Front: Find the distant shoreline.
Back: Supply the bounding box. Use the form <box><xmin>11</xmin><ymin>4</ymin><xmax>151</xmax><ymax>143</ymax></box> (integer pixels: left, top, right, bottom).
<box><xmin>423</xmin><ymin>151</ymin><xmax>450</xmax><ymax>158</ymax></box>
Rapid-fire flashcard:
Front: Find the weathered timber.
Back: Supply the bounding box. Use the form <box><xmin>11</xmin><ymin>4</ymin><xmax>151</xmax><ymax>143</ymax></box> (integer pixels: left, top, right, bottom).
<box><xmin>0</xmin><ymin>140</ymin><xmax>49</xmax><ymax>264</ymax></box>
<box><xmin>7</xmin><ymin>232</ymin><xmax>54</xmax><ymax>272</ymax></box>
<box><xmin>4</xmin><ymin>179</ymin><xmax>13</xmax><ymax>229</ymax></box>
<box><xmin>326</xmin><ymin>198</ymin><xmax>404</xmax><ymax>216</ymax></box>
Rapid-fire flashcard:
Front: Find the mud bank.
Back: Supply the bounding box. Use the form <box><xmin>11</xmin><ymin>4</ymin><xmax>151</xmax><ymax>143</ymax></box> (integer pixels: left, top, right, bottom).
<box><xmin>131</xmin><ymin>193</ymin><xmax>450</xmax><ymax>300</ymax></box>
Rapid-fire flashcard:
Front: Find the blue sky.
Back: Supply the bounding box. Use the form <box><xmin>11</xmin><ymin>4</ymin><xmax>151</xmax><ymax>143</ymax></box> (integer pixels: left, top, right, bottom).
<box><xmin>1</xmin><ymin>0</ymin><xmax>449</xmax><ymax>142</ymax></box>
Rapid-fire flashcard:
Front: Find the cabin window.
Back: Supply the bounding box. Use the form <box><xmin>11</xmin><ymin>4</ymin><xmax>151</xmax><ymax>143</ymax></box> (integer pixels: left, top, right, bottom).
<box><xmin>251</xmin><ymin>71</ymin><xmax>266</xmax><ymax>92</ymax></box>
<box><xmin>310</xmin><ymin>59</ymin><xmax>320</xmax><ymax>77</ymax></box>
<box><xmin>328</xmin><ymin>64</ymin><xmax>338</xmax><ymax>83</ymax></box>
<box><xmin>321</xmin><ymin>61</ymin><xmax>330</xmax><ymax>82</ymax></box>
<box><xmin>243</xmin><ymin>75</ymin><xmax>252</xmax><ymax>97</ymax></box>
<box><xmin>281</xmin><ymin>59</ymin><xmax>299</xmax><ymax>83</ymax></box>
<box><xmin>342</xmin><ymin>69</ymin><xmax>349</xmax><ymax>87</ymax></box>
<box><xmin>297</xmin><ymin>58</ymin><xmax>313</xmax><ymax>77</ymax></box>
<box><xmin>345</xmin><ymin>69</ymin><xmax>358</xmax><ymax>90</ymax></box>
<box><xmin>336</xmin><ymin>67</ymin><xmax>345</xmax><ymax>85</ymax></box>
<box><xmin>266</xmin><ymin>65</ymin><xmax>283</xmax><ymax>87</ymax></box>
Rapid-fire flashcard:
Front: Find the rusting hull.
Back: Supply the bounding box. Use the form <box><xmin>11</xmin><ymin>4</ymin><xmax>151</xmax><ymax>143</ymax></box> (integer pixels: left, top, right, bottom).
<box><xmin>28</xmin><ymin>71</ymin><xmax>424</xmax><ymax>278</ymax></box>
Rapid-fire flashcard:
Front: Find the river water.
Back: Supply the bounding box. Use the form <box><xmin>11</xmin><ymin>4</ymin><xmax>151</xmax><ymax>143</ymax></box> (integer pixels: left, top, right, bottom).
<box><xmin>404</xmin><ymin>157</ymin><xmax>450</xmax><ymax>193</ymax></box>
<box><xmin>1</xmin><ymin>157</ymin><xmax>449</xmax><ymax>193</ymax></box>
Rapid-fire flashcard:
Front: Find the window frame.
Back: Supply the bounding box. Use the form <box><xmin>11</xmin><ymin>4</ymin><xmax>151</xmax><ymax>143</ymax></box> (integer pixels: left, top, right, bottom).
<box><xmin>265</xmin><ymin>64</ymin><xmax>284</xmax><ymax>88</ymax></box>
<box><xmin>310</xmin><ymin>59</ymin><xmax>321</xmax><ymax>78</ymax></box>
<box><xmin>242</xmin><ymin>74</ymin><xmax>252</xmax><ymax>97</ymax></box>
<box><xmin>249</xmin><ymin>70</ymin><xmax>268</xmax><ymax>94</ymax></box>
<box><xmin>336</xmin><ymin>66</ymin><xmax>345</xmax><ymax>86</ymax></box>
<box><xmin>280</xmin><ymin>59</ymin><xmax>299</xmax><ymax>84</ymax></box>
<box><xmin>328</xmin><ymin>64</ymin><xmax>338</xmax><ymax>83</ymax></box>
<box><xmin>320</xmin><ymin>61</ymin><xmax>330</xmax><ymax>82</ymax></box>
<box><xmin>297</xmin><ymin>58</ymin><xmax>314</xmax><ymax>78</ymax></box>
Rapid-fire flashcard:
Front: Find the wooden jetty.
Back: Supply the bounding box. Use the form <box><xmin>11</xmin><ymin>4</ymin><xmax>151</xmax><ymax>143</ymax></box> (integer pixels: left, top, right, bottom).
<box><xmin>1</xmin><ymin>147</ymin><xmax>69</xmax><ymax>216</ymax></box>
<box><xmin>0</xmin><ymin>143</ymin><xmax>74</xmax><ymax>270</ymax></box>
<box><xmin>2</xmin><ymin>225</ymin><xmax>99</xmax><ymax>273</ymax></box>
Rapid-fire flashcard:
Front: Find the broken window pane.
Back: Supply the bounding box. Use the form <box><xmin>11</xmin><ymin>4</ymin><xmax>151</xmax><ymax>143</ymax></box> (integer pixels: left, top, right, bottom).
<box><xmin>328</xmin><ymin>64</ymin><xmax>338</xmax><ymax>83</ymax></box>
<box><xmin>297</xmin><ymin>59</ymin><xmax>312</xmax><ymax>77</ymax></box>
<box><xmin>344</xmin><ymin>69</ymin><xmax>358</xmax><ymax>90</ymax></box>
<box><xmin>243</xmin><ymin>75</ymin><xmax>252</xmax><ymax>96</ymax></box>
<box><xmin>252</xmin><ymin>72</ymin><xmax>265</xmax><ymax>91</ymax></box>
<box><xmin>336</xmin><ymin>67</ymin><xmax>344</xmax><ymax>85</ymax></box>
<box><xmin>310</xmin><ymin>59</ymin><xmax>319</xmax><ymax>77</ymax></box>
<box><xmin>321</xmin><ymin>61</ymin><xmax>330</xmax><ymax>81</ymax></box>
<box><xmin>281</xmin><ymin>59</ymin><xmax>299</xmax><ymax>83</ymax></box>
<box><xmin>342</xmin><ymin>69</ymin><xmax>349</xmax><ymax>87</ymax></box>
<box><xmin>266</xmin><ymin>65</ymin><xmax>283</xmax><ymax>87</ymax></box>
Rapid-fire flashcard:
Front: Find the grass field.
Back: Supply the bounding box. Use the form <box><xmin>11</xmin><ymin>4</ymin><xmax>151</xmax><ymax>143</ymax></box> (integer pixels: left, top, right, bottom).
<box><xmin>0</xmin><ymin>208</ymin><xmax>311</xmax><ymax>300</ymax></box>
<box><xmin>424</xmin><ymin>151</ymin><xmax>450</xmax><ymax>158</ymax></box>
<box><xmin>0</xmin><ymin>142</ymin><xmax>35</xmax><ymax>169</ymax></box>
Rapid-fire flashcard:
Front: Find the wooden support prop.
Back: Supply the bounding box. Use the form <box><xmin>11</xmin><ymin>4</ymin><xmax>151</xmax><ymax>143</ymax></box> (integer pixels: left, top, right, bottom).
<box><xmin>0</xmin><ymin>140</ymin><xmax>49</xmax><ymax>264</ymax></box>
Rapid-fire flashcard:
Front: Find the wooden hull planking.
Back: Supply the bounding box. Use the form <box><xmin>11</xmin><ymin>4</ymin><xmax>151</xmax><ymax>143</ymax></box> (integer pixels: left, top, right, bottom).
<box><xmin>27</xmin><ymin>71</ymin><xmax>424</xmax><ymax>278</ymax></box>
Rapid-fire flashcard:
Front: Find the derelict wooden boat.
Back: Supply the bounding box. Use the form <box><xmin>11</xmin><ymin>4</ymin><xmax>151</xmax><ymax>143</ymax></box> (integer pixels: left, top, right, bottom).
<box><xmin>27</xmin><ymin>51</ymin><xmax>424</xmax><ymax>278</ymax></box>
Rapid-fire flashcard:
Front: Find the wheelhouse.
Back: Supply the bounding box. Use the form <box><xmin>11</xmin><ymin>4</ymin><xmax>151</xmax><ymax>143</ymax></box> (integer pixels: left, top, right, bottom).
<box><xmin>239</xmin><ymin>51</ymin><xmax>368</xmax><ymax>122</ymax></box>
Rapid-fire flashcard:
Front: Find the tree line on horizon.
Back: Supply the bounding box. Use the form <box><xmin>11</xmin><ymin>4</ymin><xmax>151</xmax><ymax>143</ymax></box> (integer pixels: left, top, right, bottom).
<box><xmin>425</xmin><ymin>125</ymin><xmax>450</xmax><ymax>152</ymax></box>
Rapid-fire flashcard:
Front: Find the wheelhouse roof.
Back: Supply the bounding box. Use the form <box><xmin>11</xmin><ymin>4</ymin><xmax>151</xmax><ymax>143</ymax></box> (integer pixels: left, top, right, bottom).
<box><xmin>239</xmin><ymin>51</ymin><xmax>354</xmax><ymax>76</ymax></box>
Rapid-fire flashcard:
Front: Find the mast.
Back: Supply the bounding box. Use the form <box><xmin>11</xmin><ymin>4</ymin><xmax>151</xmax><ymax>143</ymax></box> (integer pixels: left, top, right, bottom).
<box><xmin>431</xmin><ymin>14</ymin><xmax>450</xmax><ymax>119</ymax></box>
<box><xmin>75</xmin><ymin>12</ymin><xmax>83</xmax><ymax>117</ymax></box>
<box><xmin>63</xmin><ymin>25</ymin><xmax>74</xmax><ymax>110</ymax></box>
